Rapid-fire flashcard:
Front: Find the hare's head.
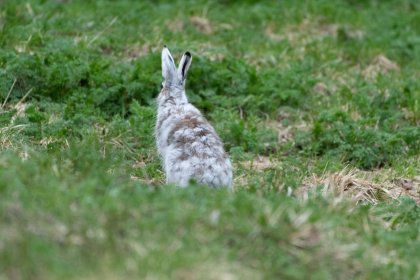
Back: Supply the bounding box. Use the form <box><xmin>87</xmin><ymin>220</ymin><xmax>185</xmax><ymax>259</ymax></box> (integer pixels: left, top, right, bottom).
<box><xmin>159</xmin><ymin>46</ymin><xmax>192</xmax><ymax>105</ymax></box>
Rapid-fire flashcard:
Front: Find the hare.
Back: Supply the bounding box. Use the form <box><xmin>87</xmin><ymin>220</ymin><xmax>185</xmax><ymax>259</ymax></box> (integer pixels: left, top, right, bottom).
<box><xmin>155</xmin><ymin>46</ymin><xmax>233</xmax><ymax>188</ymax></box>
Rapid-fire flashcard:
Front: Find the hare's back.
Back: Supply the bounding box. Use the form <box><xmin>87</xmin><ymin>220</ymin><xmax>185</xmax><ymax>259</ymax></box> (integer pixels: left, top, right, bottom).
<box><xmin>164</xmin><ymin>114</ymin><xmax>232</xmax><ymax>187</ymax></box>
<box><xmin>167</xmin><ymin>113</ymin><xmax>225</xmax><ymax>157</ymax></box>
<box><xmin>165</xmin><ymin>148</ymin><xmax>232</xmax><ymax>188</ymax></box>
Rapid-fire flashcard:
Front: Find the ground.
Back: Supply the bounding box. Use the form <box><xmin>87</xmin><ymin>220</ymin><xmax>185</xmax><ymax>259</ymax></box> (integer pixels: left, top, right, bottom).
<box><xmin>0</xmin><ymin>0</ymin><xmax>419</xmax><ymax>279</ymax></box>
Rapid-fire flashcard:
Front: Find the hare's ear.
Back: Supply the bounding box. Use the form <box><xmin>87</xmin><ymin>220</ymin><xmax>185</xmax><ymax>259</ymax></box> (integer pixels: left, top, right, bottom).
<box><xmin>162</xmin><ymin>46</ymin><xmax>177</xmax><ymax>85</ymax></box>
<box><xmin>177</xmin><ymin>51</ymin><xmax>192</xmax><ymax>83</ymax></box>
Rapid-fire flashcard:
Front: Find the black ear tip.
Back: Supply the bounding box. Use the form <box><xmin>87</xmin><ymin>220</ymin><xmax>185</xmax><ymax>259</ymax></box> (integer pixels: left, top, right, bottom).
<box><xmin>163</xmin><ymin>44</ymin><xmax>167</xmax><ymax>48</ymax></box>
<box><xmin>185</xmin><ymin>51</ymin><xmax>191</xmax><ymax>57</ymax></box>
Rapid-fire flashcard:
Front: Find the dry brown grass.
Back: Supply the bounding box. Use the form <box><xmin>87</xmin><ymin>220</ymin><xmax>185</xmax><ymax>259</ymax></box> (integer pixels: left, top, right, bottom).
<box><xmin>297</xmin><ymin>167</ymin><xmax>420</xmax><ymax>204</ymax></box>
<box><xmin>362</xmin><ymin>54</ymin><xmax>400</xmax><ymax>80</ymax></box>
<box><xmin>123</xmin><ymin>43</ymin><xmax>151</xmax><ymax>61</ymax></box>
<box><xmin>174</xmin><ymin>261</ymin><xmax>262</xmax><ymax>280</ymax></box>
<box><xmin>265</xmin><ymin>121</ymin><xmax>294</xmax><ymax>145</ymax></box>
<box><xmin>190</xmin><ymin>16</ymin><xmax>213</xmax><ymax>34</ymax></box>
<box><xmin>234</xmin><ymin>156</ymin><xmax>279</xmax><ymax>188</ymax></box>
<box><xmin>0</xmin><ymin>101</ymin><xmax>29</xmax><ymax>151</ymax></box>
<box><xmin>265</xmin><ymin>18</ymin><xmax>363</xmax><ymax>45</ymax></box>
<box><xmin>239</xmin><ymin>155</ymin><xmax>277</xmax><ymax>172</ymax></box>
<box><xmin>264</xmin><ymin>111</ymin><xmax>311</xmax><ymax>149</ymax></box>
<box><xmin>166</xmin><ymin>19</ymin><xmax>184</xmax><ymax>33</ymax></box>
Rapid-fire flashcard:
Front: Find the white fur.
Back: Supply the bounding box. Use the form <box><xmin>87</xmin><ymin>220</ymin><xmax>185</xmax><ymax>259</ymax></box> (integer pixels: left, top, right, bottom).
<box><xmin>155</xmin><ymin>47</ymin><xmax>233</xmax><ymax>188</ymax></box>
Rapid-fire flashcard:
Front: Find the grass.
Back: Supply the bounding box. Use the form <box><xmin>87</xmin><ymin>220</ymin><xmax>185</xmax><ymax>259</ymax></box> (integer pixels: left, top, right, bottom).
<box><xmin>0</xmin><ymin>0</ymin><xmax>419</xmax><ymax>279</ymax></box>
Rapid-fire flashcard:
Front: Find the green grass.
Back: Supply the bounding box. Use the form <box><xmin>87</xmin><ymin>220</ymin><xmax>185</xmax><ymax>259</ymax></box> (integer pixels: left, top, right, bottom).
<box><xmin>0</xmin><ymin>0</ymin><xmax>419</xmax><ymax>279</ymax></box>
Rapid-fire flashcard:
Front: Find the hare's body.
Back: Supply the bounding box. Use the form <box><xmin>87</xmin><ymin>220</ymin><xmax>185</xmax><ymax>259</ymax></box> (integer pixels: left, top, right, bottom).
<box><xmin>155</xmin><ymin>47</ymin><xmax>232</xmax><ymax>188</ymax></box>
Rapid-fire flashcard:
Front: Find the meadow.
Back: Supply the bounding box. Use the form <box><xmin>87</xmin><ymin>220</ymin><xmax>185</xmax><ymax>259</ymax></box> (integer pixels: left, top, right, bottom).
<box><xmin>0</xmin><ymin>0</ymin><xmax>419</xmax><ymax>279</ymax></box>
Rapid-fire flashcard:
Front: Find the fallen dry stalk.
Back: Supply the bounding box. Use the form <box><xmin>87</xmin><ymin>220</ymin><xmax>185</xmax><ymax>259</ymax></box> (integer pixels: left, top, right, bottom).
<box><xmin>298</xmin><ymin>167</ymin><xmax>420</xmax><ymax>204</ymax></box>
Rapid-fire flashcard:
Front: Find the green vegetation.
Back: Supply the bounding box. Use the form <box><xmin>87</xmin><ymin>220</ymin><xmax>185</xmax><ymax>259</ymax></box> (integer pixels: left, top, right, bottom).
<box><xmin>0</xmin><ymin>0</ymin><xmax>419</xmax><ymax>279</ymax></box>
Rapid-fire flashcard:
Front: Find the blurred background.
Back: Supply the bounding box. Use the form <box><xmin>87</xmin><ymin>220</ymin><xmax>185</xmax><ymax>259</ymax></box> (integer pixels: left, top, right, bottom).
<box><xmin>0</xmin><ymin>1</ymin><xmax>419</xmax><ymax>279</ymax></box>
